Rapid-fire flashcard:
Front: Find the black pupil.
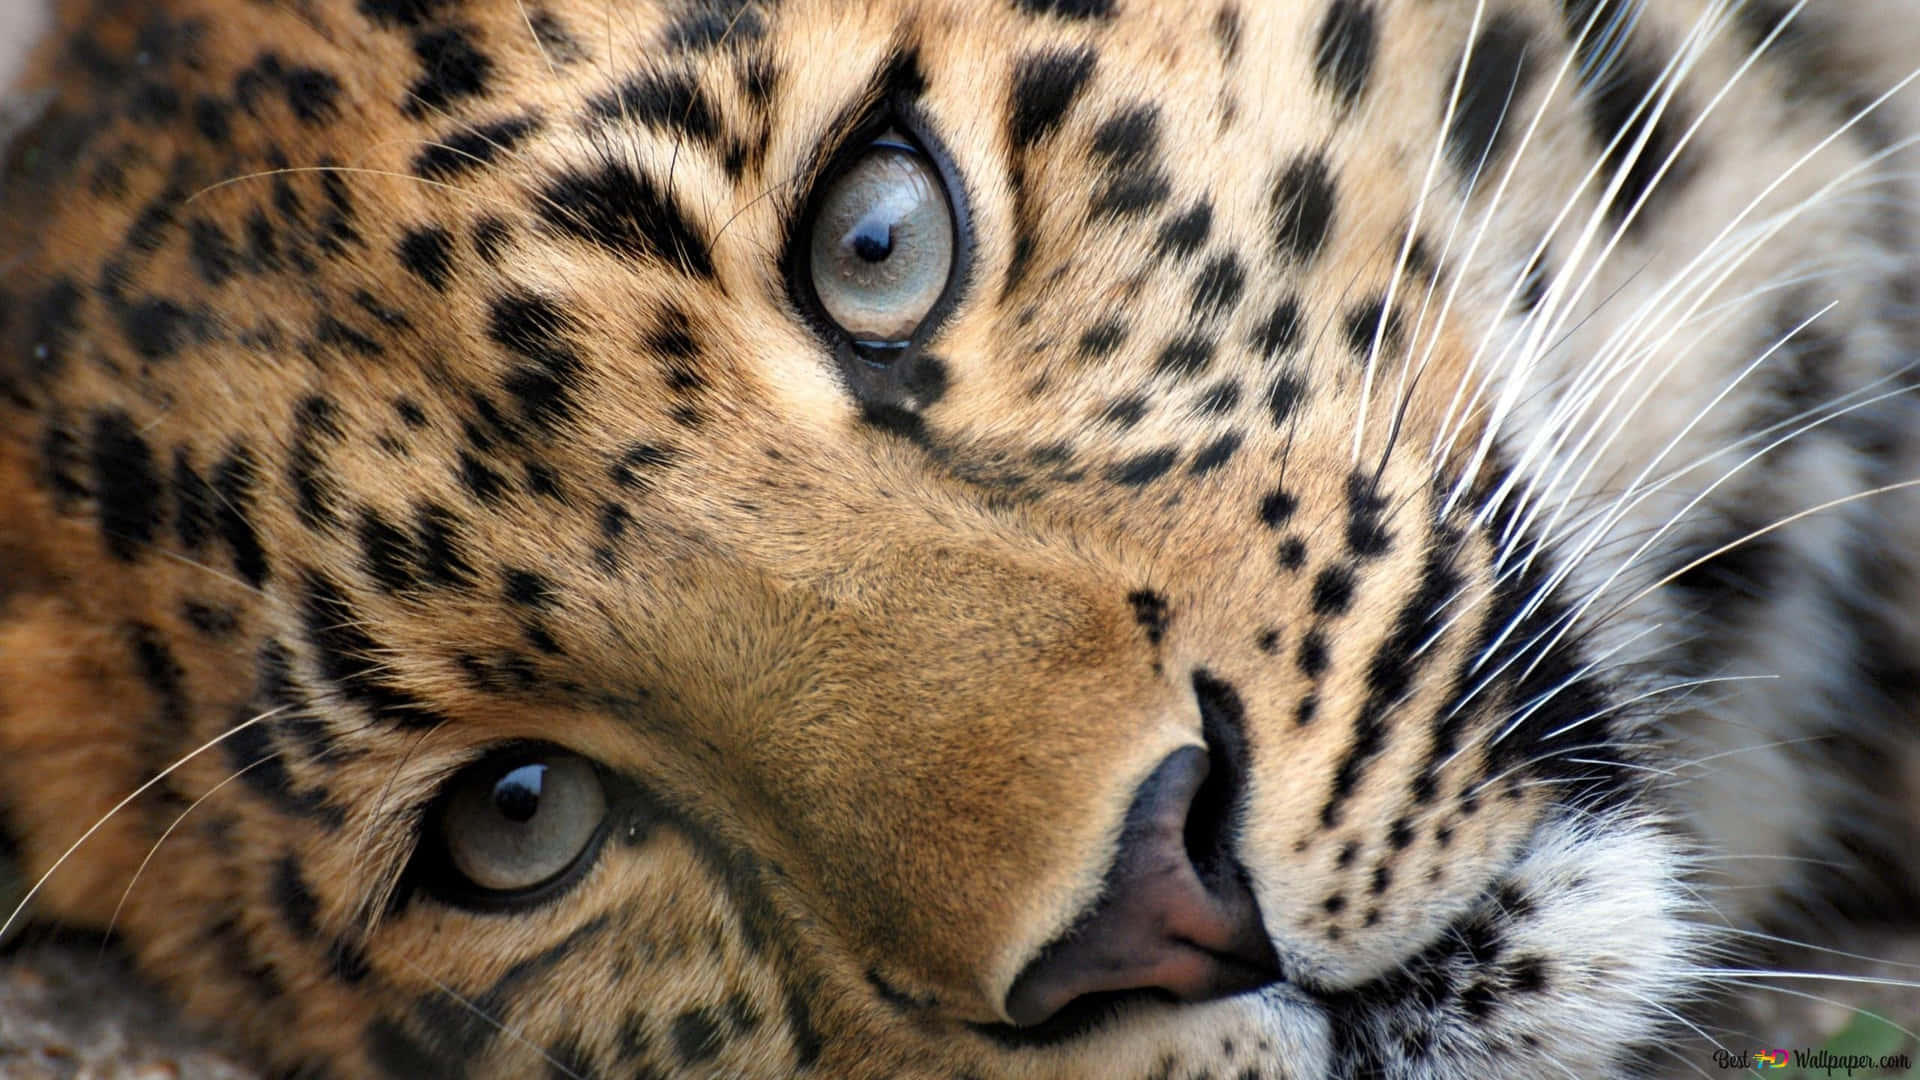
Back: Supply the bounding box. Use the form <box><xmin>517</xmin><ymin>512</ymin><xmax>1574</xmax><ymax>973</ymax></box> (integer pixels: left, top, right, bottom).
<box><xmin>492</xmin><ymin>763</ymin><xmax>546</xmax><ymax>824</ymax></box>
<box><xmin>847</xmin><ymin>213</ymin><xmax>893</xmax><ymax>263</ymax></box>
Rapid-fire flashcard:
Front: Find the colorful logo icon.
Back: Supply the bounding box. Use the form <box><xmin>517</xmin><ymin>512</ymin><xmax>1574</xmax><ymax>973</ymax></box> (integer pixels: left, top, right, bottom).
<box><xmin>1754</xmin><ymin>1049</ymin><xmax>1790</xmax><ymax>1069</ymax></box>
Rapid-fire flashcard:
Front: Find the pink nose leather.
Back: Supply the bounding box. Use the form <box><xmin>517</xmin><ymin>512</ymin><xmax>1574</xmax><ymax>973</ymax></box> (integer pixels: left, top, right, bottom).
<box><xmin>1004</xmin><ymin>746</ymin><xmax>1280</xmax><ymax>1027</ymax></box>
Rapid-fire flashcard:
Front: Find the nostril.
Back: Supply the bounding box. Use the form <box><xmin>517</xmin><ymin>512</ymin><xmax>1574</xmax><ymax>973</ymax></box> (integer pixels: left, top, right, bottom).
<box><xmin>1185</xmin><ymin>669</ymin><xmax>1253</xmax><ymax>891</ymax></box>
<box><xmin>1002</xmin><ymin>679</ymin><xmax>1279</xmax><ymax>1030</ymax></box>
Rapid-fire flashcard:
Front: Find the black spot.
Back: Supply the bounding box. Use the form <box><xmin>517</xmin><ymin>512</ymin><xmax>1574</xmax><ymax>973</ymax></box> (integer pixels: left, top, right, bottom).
<box><xmin>590</xmin><ymin>72</ymin><xmax>720</xmax><ymax>145</ymax></box>
<box><xmin>415</xmin><ymin>504</ymin><xmax>476</xmax><ymax>588</ymax></box>
<box><xmin>1014</xmin><ymin>0</ymin><xmax>1115</xmax><ymax>18</ymax></box>
<box><xmin>1009</xmin><ymin>47</ymin><xmax>1097</xmax><ymax>149</ymax></box>
<box><xmin>1265</xmin><ymin>373</ymin><xmax>1307</xmax><ymax>427</ymax></box>
<box><xmin>1259</xmin><ymin>486</ymin><xmax>1298</xmax><ymax>528</ymax></box>
<box><xmin>213</xmin><ymin>448</ymin><xmax>271</xmax><ymax>587</ymax></box>
<box><xmin>89</xmin><ymin>411</ymin><xmax>163</xmax><ymax>562</ymax></box>
<box><xmin>359</xmin><ymin>510</ymin><xmax>418</xmax><ymax>594</ymax></box>
<box><xmin>1190</xmin><ymin>254</ymin><xmax>1245</xmax><ymax>315</ymax></box>
<box><xmin>272</xmin><ymin>855</ymin><xmax>320</xmax><ymax>939</ymax></box>
<box><xmin>1156</xmin><ymin>334</ymin><xmax>1215</xmax><ymax>378</ymax></box>
<box><xmin>1296</xmin><ymin>695</ymin><xmax>1319</xmax><ymax>725</ymax></box>
<box><xmin>283</xmin><ymin>66</ymin><xmax>342</xmax><ymax>125</ymax></box>
<box><xmin>315</xmin><ymin>315</ymin><xmax>382</xmax><ymax>358</ymax></box>
<box><xmin>671</xmin><ymin>1008</ymin><xmax>725</xmax><ymax>1065</ymax></box>
<box><xmin>1313</xmin><ymin>1</ymin><xmax>1377</xmax><ymax>107</ymax></box>
<box><xmin>1323</xmin><ymin>893</ymin><xmax>1347</xmax><ymax>914</ymax></box>
<box><xmin>301</xmin><ymin>572</ymin><xmax>444</xmax><ymax>728</ymax></box>
<box><xmin>188</xmin><ymin>218</ymin><xmax>238</xmax><ymax>285</ymax></box>
<box><xmin>1561</xmin><ymin>17</ymin><xmax>1693</xmax><ymax>229</ymax></box>
<box><xmin>663</xmin><ymin>3</ymin><xmax>767</xmax><ymax>52</ymax></box>
<box><xmin>1257</xmin><ymin>628</ymin><xmax>1281</xmax><ymax>654</ymax></box>
<box><xmin>221</xmin><ymin>713</ymin><xmax>346</xmax><ymax>829</ymax></box>
<box><xmin>287</xmin><ymin>396</ymin><xmax>343</xmax><ymax>531</ymax></box>
<box><xmin>25</xmin><ymin>279</ymin><xmax>84</xmax><ymax>380</ymax></box>
<box><xmin>471</xmin><ymin>216</ymin><xmax>512</xmax><ymax>262</ymax></box>
<box><xmin>610</xmin><ymin>443</ymin><xmax>678</xmax><ymax>490</ymax></box>
<box><xmin>1091</xmin><ymin>172</ymin><xmax>1172</xmax><ymax>219</ymax></box>
<box><xmin>1109</xmin><ymin>447</ymin><xmax>1179</xmax><ymax>486</ymax></box>
<box><xmin>182</xmin><ymin>600</ymin><xmax>240</xmax><ymax>638</ymax></box>
<box><xmin>1194</xmin><ymin>380</ymin><xmax>1241</xmax><ymax>416</ymax></box>
<box><xmin>1156</xmin><ymin>201</ymin><xmax>1213</xmax><ymax>257</ymax></box>
<box><xmin>1313</xmin><ymin>566</ymin><xmax>1356</xmax><ymax>615</ymax></box>
<box><xmin>1271</xmin><ymin>152</ymin><xmax>1338</xmax><ymax>264</ymax></box>
<box><xmin>1345</xmin><ymin>473</ymin><xmax>1394</xmax><ymax>558</ymax></box>
<box><xmin>1090</xmin><ymin>105</ymin><xmax>1159</xmax><ymax>169</ymax></box>
<box><xmin>120</xmin><ymin>297</ymin><xmax>196</xmax><ymax>360</ymax></box>
<box><xmin>1214</xmin><ymin>5</ymin><xmax>1244</xmax><ymax>61</ymax></box>
<box><xmin>405</xmin><ymin>28</ymin><xmax>493</xmax><ymax>118</ymax></box>
<box><xmin>413</xmin><ymin>112</ymin><xmax>543</xmax><ymax>179</ymax></box>
<box><xmin>1343</xmin><ymin>295</ymin><xmax>1405</xmax><ymax>362</ymax></box>
<box><xmin>488</xmin><ymin>292</ymin><xmax>584</xmax><ymax>430</ymax></box>
<box><xmin>1250</xmin><ymin>297</ymin><xmax>1303</xmax><ymax>359</ymax></box>
<box><xmin>357</xmin><ymin>0</ymin><xmax>457</xmax><ymax>27</ymax></box>
<box><xmin>1189</xmin><ymin>432</ymin><xmax>1243</xmax><ymax>475</ymax></box>
<box><xmin>1099</xmin><ymin>394</ymin><xmax>1149</xmax><ymax>428</ymax></box>
<box><xmin>1448</xmin><ymin>15</ymin><xmax>1538</xmax><ymax>181</ymax></box>
<box><xmin>192</xmin><ymin>95</ymin><xmax>232</xmax><ymax>143</ymax></box>
<box><xmin>1128</xmin><ymin>590</ymin><xmax>1170</xmax><ymax>646</ymax></box>
<box><xmin>1279</xmin><ymin>537</ymin><xmax>1308</xmax><ymax>571</ymax></box>
<box><xmin>1517</xmin><ymin>247</ymin><xmax>1552</xmax><ymax>312</ymax></box>
<box><xmin>457</xmin><ymin>452</ymin><xmax>509</xmax><ymax>503</ymax></box>
<box><xmin>172</xmin><ymin>450</ymin><xmax>213</xmax><ymax>550</ymax></box>
<box><xmin>540</xmin><ymin>161</ymin><xmax>714</xmax><ymax>277</ymax></box>
<box><xmin>1078</xmin><ymin>319</ymin><xmax>1128</xmax><ymax>359</ymax></box>
<box><xmin>503</xmin><ymin>568</ymin><xmax>555</xmax><ymax>609</ymax></box>
<box><xmin>1297</xmin><ymin>630</ymin><xmax>1329</xmax><ymax>677</ymax></box>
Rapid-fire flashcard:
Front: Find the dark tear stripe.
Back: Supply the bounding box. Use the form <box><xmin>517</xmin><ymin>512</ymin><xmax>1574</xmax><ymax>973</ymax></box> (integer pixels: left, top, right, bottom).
<box><xmin>299</xmin><ymin>571</ymin><xmax>446</xmax><ymax>729</ymax></box>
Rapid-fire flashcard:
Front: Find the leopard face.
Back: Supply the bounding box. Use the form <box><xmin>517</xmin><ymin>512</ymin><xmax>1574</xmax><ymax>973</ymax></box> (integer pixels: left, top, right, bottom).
<box><xmin>1</xmin><ymin>1</ymin><xmax>1916</xmax><ymax>1077</ymax></box>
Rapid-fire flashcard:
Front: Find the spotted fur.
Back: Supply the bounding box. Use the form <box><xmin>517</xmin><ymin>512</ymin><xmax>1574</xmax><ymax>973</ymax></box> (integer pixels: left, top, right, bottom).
<box><xmin>1</xmin><ymin>1</ymin><xmax>1917</xmax><ymax>1077</ymax></box>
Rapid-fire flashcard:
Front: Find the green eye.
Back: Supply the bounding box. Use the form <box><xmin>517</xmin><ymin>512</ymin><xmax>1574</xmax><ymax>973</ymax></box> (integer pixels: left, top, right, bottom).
<box><xmin>436</xmin><ymin>749</ymin><xmax>607</xmax><ymax>898</ymax></box>
<box><xmin>807</xmin><ymin>134</ymin><xmax>956</xmax><ymax>344</ymax></box>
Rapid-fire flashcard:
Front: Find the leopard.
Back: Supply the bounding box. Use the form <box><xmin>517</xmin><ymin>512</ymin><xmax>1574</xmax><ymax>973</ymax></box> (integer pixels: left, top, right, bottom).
<box><xmin>0</xmin><ymin>0</ymin><xmax>1917</xmax><ymax>1076</ymax></box>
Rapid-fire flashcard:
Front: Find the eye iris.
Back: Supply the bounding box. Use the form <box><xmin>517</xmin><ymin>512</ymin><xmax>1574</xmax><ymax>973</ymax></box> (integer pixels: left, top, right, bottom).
<box><xmin>437</xmin><ymin>750</ymin><xmax>608</xmax><ymax>899</ymax></box>
<box><xmin>492</xmin><ymin>763</ymin><xmax>545</xmax><ymax>824</ymax></box>
<box><xmin>807</xmin><ymin>137</ymin><xmax>955</xmax><ymax>343</ymax></box>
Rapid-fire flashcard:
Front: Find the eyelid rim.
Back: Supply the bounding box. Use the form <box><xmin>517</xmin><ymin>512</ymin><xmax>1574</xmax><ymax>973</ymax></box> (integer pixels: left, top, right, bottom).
<box><xmin>782</xmin><ymin>97</ymin><xmax>974</xmax><ymax>378</ymax></box>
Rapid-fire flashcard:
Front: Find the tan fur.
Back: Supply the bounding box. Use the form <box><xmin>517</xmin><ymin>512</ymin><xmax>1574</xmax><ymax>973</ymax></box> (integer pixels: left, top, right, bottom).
<box><xmin>0</xmin><ymin>1</ymin><xmax>1915</xmax><ymax>1076</ymax></box>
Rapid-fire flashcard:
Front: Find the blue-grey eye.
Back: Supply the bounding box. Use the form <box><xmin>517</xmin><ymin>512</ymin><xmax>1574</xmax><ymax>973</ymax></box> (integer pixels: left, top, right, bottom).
<box><xmin>439</xmin><ymin>750</ymin><xmax>606</xmax><ymax>894</ymax></box>
<box><xmin>808</xmin><ymin>134</ymin><xmax>955</xmax><ymax>343</ymax></box>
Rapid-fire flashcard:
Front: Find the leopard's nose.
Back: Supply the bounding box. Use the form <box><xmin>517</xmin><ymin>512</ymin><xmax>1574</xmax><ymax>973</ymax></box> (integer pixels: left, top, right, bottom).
<box><xmin>1003</xmin><ymin>745</ymin><xmax>1281</xmax><ymax>1027</ymax></box>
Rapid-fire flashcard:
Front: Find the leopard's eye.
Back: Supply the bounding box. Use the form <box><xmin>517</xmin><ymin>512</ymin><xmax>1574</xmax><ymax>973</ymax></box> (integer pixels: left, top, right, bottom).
<box><xmin>434</xmin><ymin>748</ymin><xmax>608</xmax><ymax>899</ymax></box>
<box><xmin>806</xmin><ymin>133</ymin><xmax>955</xmax><ymax>344</ymax></box>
